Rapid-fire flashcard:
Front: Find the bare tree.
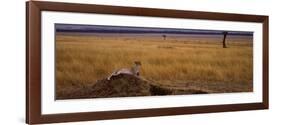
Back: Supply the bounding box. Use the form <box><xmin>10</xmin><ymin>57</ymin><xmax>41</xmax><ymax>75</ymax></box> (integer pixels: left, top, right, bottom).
<box><xmin>162</xmin><ymin>35</ymin><xmax>166</xmax><ymax>40</ymax></box>
<box><xmin>222</xmin><ymin>31</ymin><xmax>228</xmax><ymax>48</ymax></box>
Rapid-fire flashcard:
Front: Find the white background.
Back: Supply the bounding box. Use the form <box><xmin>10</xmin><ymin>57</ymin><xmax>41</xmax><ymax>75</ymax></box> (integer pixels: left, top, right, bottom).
<box><xmin>0</xmin><ymin>0</ymin><xmax>279</xmax><ymax>125</ymax></box>
<box><xmin>42</xmin><ymin>11</ymin><xmax>262</xmax><ymax>114</ymax></box>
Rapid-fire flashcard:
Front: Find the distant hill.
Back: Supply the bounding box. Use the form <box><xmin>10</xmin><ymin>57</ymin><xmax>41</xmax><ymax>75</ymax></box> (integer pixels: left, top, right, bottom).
<box><xmin>55</xmin><ymin>23</ymin><xmax>253</xmax><ymax>36</ymax></box>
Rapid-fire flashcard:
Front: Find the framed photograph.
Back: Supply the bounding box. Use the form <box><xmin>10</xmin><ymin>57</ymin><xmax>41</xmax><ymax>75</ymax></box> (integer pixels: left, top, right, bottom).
<box><xmin>26</xmin><ymin>1</ymin><xmax>269</xmax><ymax>124</ymax></box>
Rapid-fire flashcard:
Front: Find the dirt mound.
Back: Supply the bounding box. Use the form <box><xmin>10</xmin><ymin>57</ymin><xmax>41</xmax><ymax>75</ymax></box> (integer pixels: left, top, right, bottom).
<box><xmin>91</xmin><ymin>74</ymin><xmax>152</xmax><ymax>98</ymax></box>
<box><xmin>56</xmin><ymin>74</ymin><xmax>209</xmax><ymax>100</ymax></box>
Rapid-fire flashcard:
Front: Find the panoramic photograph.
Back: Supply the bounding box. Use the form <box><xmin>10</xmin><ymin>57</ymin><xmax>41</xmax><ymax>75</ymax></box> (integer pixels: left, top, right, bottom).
<box><xmin>55</xmin><ymin>24</ymin><xmax>253</xmax><ymax>100</ymax></box>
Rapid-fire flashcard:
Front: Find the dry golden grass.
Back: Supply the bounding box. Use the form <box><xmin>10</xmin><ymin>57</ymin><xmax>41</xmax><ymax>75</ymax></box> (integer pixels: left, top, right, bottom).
<box><xmin>55</xmin><ymin>33</ymin><xmax>253</xmax><ymax>96</ymax></box>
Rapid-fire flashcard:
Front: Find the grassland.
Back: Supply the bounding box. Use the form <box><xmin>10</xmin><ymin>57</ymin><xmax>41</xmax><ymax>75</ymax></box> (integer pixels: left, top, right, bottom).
<box><xmin>55</xmin><ymin>33</ymin><xmax>253</xmax><ymax>99</ymax></box>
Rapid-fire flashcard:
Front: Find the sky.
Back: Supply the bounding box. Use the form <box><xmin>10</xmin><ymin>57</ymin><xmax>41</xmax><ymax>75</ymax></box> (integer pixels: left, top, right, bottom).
<box><xmin>55</xmin><ymin>23</ymin><xmax>253</xmax><ymax>36</ymax></box>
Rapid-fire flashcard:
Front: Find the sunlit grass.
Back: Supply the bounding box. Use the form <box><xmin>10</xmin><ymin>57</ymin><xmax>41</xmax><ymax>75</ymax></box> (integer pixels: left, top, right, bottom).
<box><xmin>56</xmin><ymin>34</ymin><xmax>253</xmax><ymax>90</ymax></box>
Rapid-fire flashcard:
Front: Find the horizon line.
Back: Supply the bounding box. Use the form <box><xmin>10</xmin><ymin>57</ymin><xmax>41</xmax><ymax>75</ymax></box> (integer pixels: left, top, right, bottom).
<box><xmin>55</xmin><ymin>23</ymin><xmax>254</xmax><ymax>36</ymax></box>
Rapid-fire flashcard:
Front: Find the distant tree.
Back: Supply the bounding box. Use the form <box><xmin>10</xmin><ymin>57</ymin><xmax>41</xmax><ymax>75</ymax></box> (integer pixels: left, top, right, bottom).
<box><xmin>162</xmin><ymin>35</ymin><xmax>167</xmax><ymax>40</ymax></box>
<box><xmin>222</xmin><ymin>31</ymin><xmax>228</xmax><ymax>48</ymax></box>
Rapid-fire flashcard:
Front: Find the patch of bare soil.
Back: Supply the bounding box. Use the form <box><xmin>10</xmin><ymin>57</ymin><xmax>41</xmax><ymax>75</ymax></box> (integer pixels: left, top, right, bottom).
<box><xmin>56</xmin><ymin>74</ymin><xmax>210</xmax><ymax>100</ymax></box>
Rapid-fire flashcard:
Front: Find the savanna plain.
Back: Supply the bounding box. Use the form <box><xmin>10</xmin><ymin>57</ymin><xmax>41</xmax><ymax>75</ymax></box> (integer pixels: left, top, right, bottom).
<box><xmin>56</xmin><ymin>33</ymin><xmax>253</xmax><ymax>99</ymax></box>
